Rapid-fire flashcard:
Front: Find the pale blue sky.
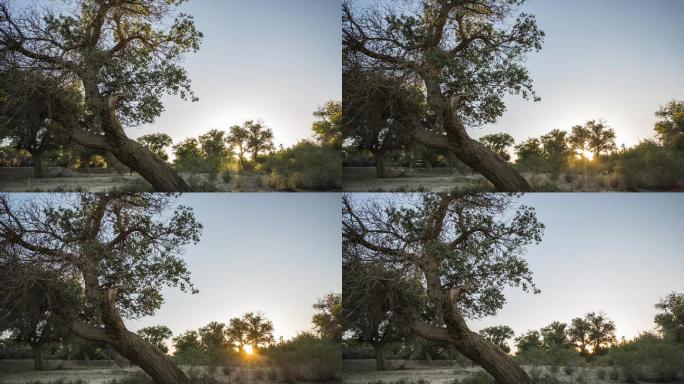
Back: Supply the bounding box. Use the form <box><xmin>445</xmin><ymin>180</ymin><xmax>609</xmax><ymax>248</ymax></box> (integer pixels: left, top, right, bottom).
<box><xmin>351</xmin><ymin>193</ymin><xmax>684</xmax><ymax>344</ymax></box>
<box><xmin>12</xmin><ymin>0</ymin><xmax>341</xmax><ymax>148</ymax></box>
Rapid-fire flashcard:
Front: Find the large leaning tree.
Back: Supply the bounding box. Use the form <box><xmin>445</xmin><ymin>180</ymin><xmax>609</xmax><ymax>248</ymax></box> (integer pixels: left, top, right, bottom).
<box><xmin>0</xmin><ymin>0</ymin><xmax>203</xmax><ymax>191</ymax></box>
<box><xmin>343</xmin><ymin>193</ymin><xmax>544</xmax><ymax>384</ymax></box>
<box><xmin>343</xmin><ymin>0</ymin><xmax>544</xmax><ymax>191</ymax></box>
<box><xmin>0</xmin><ymin>194</ymin><xmax>202</xmax><ymax>384</ymax></box>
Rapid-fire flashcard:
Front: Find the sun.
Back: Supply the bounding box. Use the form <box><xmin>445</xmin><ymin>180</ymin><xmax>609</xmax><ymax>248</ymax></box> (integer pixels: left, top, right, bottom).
<box><xmin>579</xmin><ymin>149</ymin><xmax>594</xmax><ymax>161</ymax></box>
<box><xmin>244</xmin><ymin>345</ymin><xmax>254</xmax><ymax>355</ymax></box>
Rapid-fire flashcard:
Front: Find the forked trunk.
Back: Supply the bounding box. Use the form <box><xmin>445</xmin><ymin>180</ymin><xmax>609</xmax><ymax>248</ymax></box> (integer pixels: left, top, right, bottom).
<box><xmin>31</xmin><ymin>344</ymin><xmax>45</xmax><ymax>371</ymax></box>
<box><xmin>373</xmin><ymin>344</ymin><xmax>387</xmax><ymax>371</ymax></box>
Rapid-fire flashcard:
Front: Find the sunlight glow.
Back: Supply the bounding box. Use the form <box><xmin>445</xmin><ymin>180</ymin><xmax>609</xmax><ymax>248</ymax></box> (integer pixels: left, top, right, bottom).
<box><xmin>244</xmin><ymin>345</ymin><xmax>254</xmax><ymax>355</ymax></box>
<box><xmin>579</xmin><ymin>149</ymin><xmax>594</xmax><ymax>161</ymax></box>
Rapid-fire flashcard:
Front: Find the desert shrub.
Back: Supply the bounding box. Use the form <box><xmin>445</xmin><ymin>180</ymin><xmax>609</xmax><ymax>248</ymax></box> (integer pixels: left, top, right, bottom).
<box><xmin>172</xmin><ymin>347</ymin><xmax>209</xmax><ymax>366</ymax></box>
<box><xmin>106</xmin><ymin>372</ymin><xmax>153</xmax><ymax>384</ymax></box>
<box><xmin>616</xmin><ymin>140</ymin><xmax>684</xmax><ymax>190</ymax></box>
<box><xmin>267</xmin><ymin>368</ymin><xmax>278</xmax><ymax>381</ymax></box>
<box><xmin>601</xmin><ymin>332</ymin><xmax>684</xmax><ymax>382</ymax></box>
<box><xmin>261</xmin><ymin>141</ymin><xmax>341</xmax><ymax>190</ymax></box>
<box><xmin>221</xmin><ymin>170</ymin><xmax>232</xmax><ymax>183</ymax></box>
<box><xmin>563</xmin><ymin>366</ymin><xmax>574</xmax><ymax>375</ymax></box>
<box><xmin>609</xmin><ymin>368</ymin><xmax>619</xmax><ymax>380</ymax></box>
<box><xmin>265</xmin><ymin>332</ymin><xmax>341</xmax><ymax>382</ymax></box>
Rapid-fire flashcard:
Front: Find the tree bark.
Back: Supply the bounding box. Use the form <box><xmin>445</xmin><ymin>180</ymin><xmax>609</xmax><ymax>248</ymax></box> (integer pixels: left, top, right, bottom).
<box><xmin>71</xmin><ymin>91</ymin><xmax>191</xmax><ymax>192</ymax></box>
<box><xmin>72</xmin><ymin>248</ymin><xmax>191</xmax><ymax>384</ymax></box>
<box><xmin>373</xmin><ymin>344</ymin><xmax>387</xmax><ymax>371</ymax></box>
<box><xmin>30</xmin><ymin>150</ymin><xmax>44</xmax><ymax>178</ymax></box>
<box><xmin>31</xmin><ymin>344</ymin><xmax>45</xmax><ymax>371</ymax></box>
<box><xmin>414</xmin><ymin>271</ymin><xmax>532</xmax><ymax>384</ymax></box>
<box><xmin>373</xmin><ymin>151</ymin><xmax>386</xmax><ymax>179</ymax></box>
<box><xmin>416</xmin><ymin>82</ymin><xmax>532</xmax><ymax>192</ymax></box>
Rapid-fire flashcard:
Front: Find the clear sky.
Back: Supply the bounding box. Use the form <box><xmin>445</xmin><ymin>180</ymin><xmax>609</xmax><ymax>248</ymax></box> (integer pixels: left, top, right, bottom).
<box><xmin>351</xmin><ymin>193</ymin><xmax>684</xmax><ymax>345</ymax></box>
<box><xmin>12</xmin><ymin>0</ymin><xmax>341</xmax><ymax>148</ymax></box>
<box><xmin>476</xmin><ymin>0</ymin><xmax>684</xmax><ymax>148</ymax></box>
<box><xmin>126</xmin><ymin>193</ymin><xmax>342</xmax><ymax>347</ymax></box>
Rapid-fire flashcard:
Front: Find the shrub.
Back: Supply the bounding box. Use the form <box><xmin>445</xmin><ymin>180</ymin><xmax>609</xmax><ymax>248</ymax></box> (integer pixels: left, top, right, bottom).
<box><xmin>563</xmin><ymin>366</ymin><xmax>574</xmax><ymax>376</ymax></box>
<box><xmin>616</xmin><ymin>140</ymin><xmax>684</xmax><ymax>190</ymax></box>
<box><xmin>261</xmin><ymin>141</ymin><xmax>341</xmax><ymax>190</ymax></box>
<box><xmin>221</xmin><ymin>170</ymin><xmax>231</xmax><ymax>183</ymax></box>
<box><xmin>452</xmin><ymin>372</ymin><xmax>495</xmax><ymax>384</ymax></box>
<box><xmin>597</xmin><ymin>368</ymin><xmax>606</xmax><ymax>379</ymax></box>
<box><xmin>601</xmin><ymin>332</ymin><xmax>684</xmax><ymax>382</ymax></box>
<box><xmin>265</xmin><ymin>332</ymin><xmax>341</xmax><ymax>382</ymax></box>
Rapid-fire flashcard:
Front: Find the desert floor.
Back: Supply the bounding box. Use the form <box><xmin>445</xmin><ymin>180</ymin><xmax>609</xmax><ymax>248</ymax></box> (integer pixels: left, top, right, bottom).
<box><xmin>342</xmin><ymin>167</ymin><xmax>653</xmax><ymax>192</ymax></box>
<box><xmin>342</xmin><ymin>359</ymin><xmax>683</xmax><ymax>384</ymax></box>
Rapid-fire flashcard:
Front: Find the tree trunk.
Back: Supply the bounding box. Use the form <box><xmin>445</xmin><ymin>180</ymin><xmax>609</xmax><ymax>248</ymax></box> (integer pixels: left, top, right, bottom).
<box><xmin>32</xmin><ymin>344</ymin><xmax>45</xmax><ymax>371</ymax></box>
<box><xmin>73</xmin><ymin>256</ymin><xmax>191</xmax><ymax>384</ymax></box>
<box><xmin>414</xmin><ymin>272</ymin><xmax>532</xmax><ymax>384</ymax></box>
<box><xmin>416</xmin><ymin>82</ymin><xmax>532</xmax><ymax>192</ymax></box>
<box><xmin>374</xmin><ymin>151</ymin><xmax>386</xmax><ymax>179</ymax></box>
<box><xmin>30</xmin><ymin>151</ymin><xmax>44</xmax><ymax>178</ymax></box>
<box><xmin>373</xmin><ymin>344</ymin><xmax>387</xmax><ymax>371</ymax></box>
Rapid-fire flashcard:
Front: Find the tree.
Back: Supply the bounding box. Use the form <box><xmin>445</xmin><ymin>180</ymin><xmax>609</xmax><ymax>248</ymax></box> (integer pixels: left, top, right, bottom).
<box><xmin>343</xmin><ymin>68</ymin><xmax>422</xmax><ymax>178</ymax></box>
<box><xmin>540</xmin><ymin>129</ymin><xmax>572</xmax><ymax>178</ymax></box>
<box><xmin>198</xmin><ymin>321</ymin><xmax>229</xmax><ymax>364</ymax></box>
<box><xmin>569</xmin><ymin>125</ymin><xmax>591</xmax><ymax>160</ymax></box>
<box><xmin>343</xmin><ymin>258</ymin><xmax>421</xmax><ymax>370</ymax></box>
<box><xmin>244</xmin><ymin>121</ymin><xmax>274</xmax><ymax>162</ymax></box>
<box><xmin>586</xmin><ymin>120</ymin><xmax>616</xmax><ymax>160</ymax></box>
<box><xmin>226</xmin><ymin>312</ymin><xmax>274</xmax><ymax>353</ymax></box>
<box><xmin>136</xmin><ymin>133</ymin><xmax>173</xmax><ymax>162</ymax></box>
<box><xmin>0</xmin><ymin>0</ymin><xmax>203</xmax><ymax>191</ymax></box>
<box><xmin>654</xmin><ymin>101</ymin><xmax>684</xmax><ymax>149</ymax></box>
<box><xmin>515</xmin><ymin>138</ymin><xmax>546</xmax><ymax>173</ymax></box>
<box><xmin>514</xmin><ymin>330</ymin><xmax>544</xmax><ymax>354</ymax></box>
<box><xmin>312</xmin><ymin>293</ymin><xmax>342</xmax><ymax>342</ymax></box>
<box><xmin>173</xmin><ymin>138</ymin><xmax>204</xmax><ymax>172</ymax></box>
<box><xmin>243</xmin><ymin>312</ymin><xmax>275</xmax><ymax>352</ymax></box>
<box><xmin>0</xmin><ymin>67</ymin><xmax>81</xmax><ymax>178</ymax></box>
<box><xmin>654</xmin><ymin>292</ymin><xmax>684</xmax><ymax>342</ymax></box>
<box><xmin>137</xmin><ymin>325</ymin><xmax>173</xmax><ymax>354</ymax></box>
<box><xmin>479</xmin><ymin>326</ymin><xmax>515</xmax><ymax>354</ymax></box>
<box><xmin>344</xmin><ymin>0</ymin><xmax>545</xmax><ymax>191</ymax></box>
<box><xmin>0</xmin><ymin>260</ymin><xmax>81</xmax><ymax>370</ymax></box>
<box><xmin>343</xmin><ymin>194</ymin><xmax>545</xmax><ymax>383</ymax></box>
<box><xmin>568</xmin><ymin>312</ymin><xmax>616</xmax><ymax>356</ymax></box>
<box><xmin>227</xmin><ymin>125</ymin><xmax>250</xmax><ymax>168</ymax></box>
<box><xmin>540</xmin><ymin>321</ymin><xmax>570</xmax><ymax>350</ymax></box>
<box><xmin>0</xmin><ymin>194</ymin><xmax>203</xmax><ymax>384</ymax></box>
<box><xmin>198</xmin><ymin>129</ymin><xmax>231</xmax><ymax>177</ymax></box>
<box><xmin>172</xmin><ymin>330</ymin><xmax>202</xmax><ymax>354</ymax></box>
<box><xmin>479</xmin><ymin>134</ymin><xmax>515</xmax><ymax>162</ymax></box>
<box><xmin>313</xmin><ymin>101</ymin><xmax>342</xmax><ymax>148</ymax></box>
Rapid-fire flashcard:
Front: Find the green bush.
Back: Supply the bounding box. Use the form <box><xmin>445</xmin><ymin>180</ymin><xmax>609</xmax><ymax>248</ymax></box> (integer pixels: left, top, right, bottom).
<box><xmin>616</xmin><ymin>140</ymin><xmax>684</xmax><ymax>190</ymax></box>
<box><xmin>265</xmin><ymin>332</ymin><xmax>341</xmax><ymax>382</ymax></box>
<box><xmin>601</xmin><ymin>332</ymin><xmax>684</xmax><ymax>382</ymax></box>
<box><xmin>261</xmin><ymin>141</ymin><xmax>341</xmax><ymax>190</ymax></box>
<box><xmin>453</xmin><ymin>371</ymin><xmax>495</xmax><ymax>384</ymax></box>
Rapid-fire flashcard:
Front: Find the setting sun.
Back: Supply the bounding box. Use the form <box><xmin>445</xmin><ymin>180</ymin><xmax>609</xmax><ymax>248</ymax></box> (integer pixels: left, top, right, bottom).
<box><xmin>244</xmin><ymin>345</ymin><xmax>254</xmax><ymax>355</ymax></box>
<box><xmin>579</xmin><ymin>149</ymin><xmax>594</xmax><ymax>161</ymax></box>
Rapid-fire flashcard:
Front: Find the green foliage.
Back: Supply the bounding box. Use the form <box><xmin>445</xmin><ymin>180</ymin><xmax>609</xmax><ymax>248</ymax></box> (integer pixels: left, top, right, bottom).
<box><xmin>244</xmin><ymin>121</ymin><xmax>274</xmax><ymax>162</ymax></box>
<box><xmin>225</xmin><ymin>312</ymin><xmax>274</xmax><ymax>354</ymax></box>
<box><xmin>654</xmin><ymin>292</ymin><xmax>684</xmax><ymax>342</ymax></box>
<box><xmin>266</xmin><ymin>332</ymin><xmax>341</xmax><ymax>382</ymax></box>
<box><xmin>515</xmin><ymin>331</ymin><xmax>544</xmax><ymax>354</ymax></box>
<box><xmin>173</xmin><ymin>129</ymin><xmax>233</xmax><ymax>178</ymax></box>
<box><xmin>568</xmin><ymin>312</ymin><xmax>616</xmax><ymax>356</ymax></box>
<box><xmin>585</xmin><ymin>120</ymin><xmax>616</xmax><ymax>160</ymax></box>
<box><xmin>616</xmin><ymin>140</ymin><xmax>684</xmax><ymax>190</ymax></box>
<box><xmin>136</xmin><ymin>325</ymin><xmax>172</xmax><ymax>354</ymax></box>
<box><xmin>261</xmin><ymin>141</ymin><xmax>341</xmax><ymax>190</ymax></box>
<box><xmin>312</xmin><ymin>101</ymin><xmax>342</xmax><ymax>148</ymax></box>
<box><xmin>515</xmin><ymin>138</ymin><xmax>547</xmax><ymax>173</ymax></box>
<box><xmin>602</xmin><ymin>332</ymin><xmax>684</xmax><ymax>382</ymax></box>
<box><xmin>654</xmin><ymin>100</ymin><xmax>684</xmax><ymax>149</ymax></box>
<box><xmin>454</xmin><ymin>371</ymin><xmax>495</xmax><ymax>384</ymax></box>
<box><xmin>136</xmin><ymin>133</ymin><xmax>173</xmax><ymax>161</ymax></box>
<box><xmin>479</xmin><ymin>325</ymin><xmax>514</xmax><ymax>353</ymax></box>
<box><xmin>312</xmin><ymin>293</ymin><xmax>342</xmax><ymax>342</ymax></box>
<box><xmin>479</xmin><ymin>133</ymin><xmax>515</xmax><ymax>162</ymax></box>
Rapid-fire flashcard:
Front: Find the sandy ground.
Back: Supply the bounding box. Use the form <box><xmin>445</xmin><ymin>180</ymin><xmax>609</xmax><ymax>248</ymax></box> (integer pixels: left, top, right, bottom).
<box><xmin>0</xmin><ymin>167</ymin><xmax>267</xmax><ymax>192</ymax></box>
<box><xmin>342</xmin><ymin>359</ymin><xmax>684</xmax><ymax>384</ymax></box>
<box><xmin>342</xmin><ymin>167</ymin><xmax>637</xmax><ymax>192</ymax></box>
<box><xmin>0</xmin><ymin>360</ymin><xmax>337</xmax><ymax>384</ymax></box>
